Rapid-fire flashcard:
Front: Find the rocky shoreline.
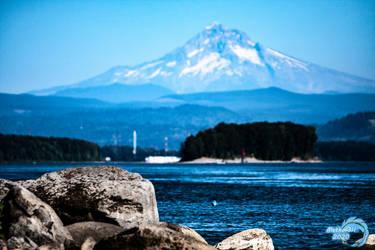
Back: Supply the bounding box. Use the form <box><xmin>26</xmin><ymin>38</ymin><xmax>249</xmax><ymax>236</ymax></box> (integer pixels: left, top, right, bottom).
<box><xmin>1</xmin><ymin>165</ymin><xmax>373</xmax><ymax>249</ymax></box>
<box><xmin>0</xmin><ymin>165</ymin><xmax>274</xmax><ymax>249</ymax></box>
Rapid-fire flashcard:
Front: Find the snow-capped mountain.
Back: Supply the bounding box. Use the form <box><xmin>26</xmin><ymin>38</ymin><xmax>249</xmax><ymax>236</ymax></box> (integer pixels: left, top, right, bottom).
<box><xmin>33</xmin><ymin>22</ymin><xmax>375</xmax><ymax>95</ymax></box>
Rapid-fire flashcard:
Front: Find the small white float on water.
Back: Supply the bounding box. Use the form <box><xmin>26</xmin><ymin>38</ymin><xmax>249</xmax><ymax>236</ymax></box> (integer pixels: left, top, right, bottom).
<box><xmin>145</xmin><ymin>156</ymin><xmax>181</xmax><ymax>164</ymax></box>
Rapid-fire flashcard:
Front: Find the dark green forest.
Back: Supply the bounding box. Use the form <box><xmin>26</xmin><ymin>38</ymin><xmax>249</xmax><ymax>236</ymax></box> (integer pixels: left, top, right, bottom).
<box><xmin>315</xmin><ymin>141</ymin><xmax>375</xmax><ymax>161</ymax></box>
<box><xmin>180</xmin><ymin>122</ymin><xmax>317</xmax><ymax>161</ymax></box>
<box><xmin>1</xmin><ymin>125</ymin><xmax>375</xmax><ymax>162</ymax></box>
<box><xmin>0</xmin><ymin>134</ymin><xmax>101</xmax><ymax>162</ymax></box>
<box><xmin>100</xmin><ymin>145</ymin><xmax>179</xmax><ymax>161</ymax></box>
<box><xmin>317</xmin><ymin>111</ymin><xmax>375</xmax><ymax>142</ymax></box>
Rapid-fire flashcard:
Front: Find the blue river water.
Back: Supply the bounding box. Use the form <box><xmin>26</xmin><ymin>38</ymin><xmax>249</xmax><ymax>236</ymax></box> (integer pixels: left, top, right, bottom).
<box><xmin>1</xmin><ymin>162</ymin><xmax>374</xmax><ymax>249</ymax></box>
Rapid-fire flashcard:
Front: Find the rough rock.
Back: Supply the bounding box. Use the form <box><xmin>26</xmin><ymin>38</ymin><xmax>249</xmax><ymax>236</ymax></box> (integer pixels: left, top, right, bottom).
<box><xmin>0</xmin><ymin>179</ymin><xmax>15</xmax><ymax>201</ymax></box>
<box><xmin>93</xmin><ymin>223</ymin><xmax>216</xmax><ymax>250</ymax></box>
<box><xmin>6</xmin><ymin>236</ymin><xmax>38</xmax><ymax>249</ymax></box>
<box><xmin>38</xmin><ymin>242</ymin><xmax>65</xmax><ymax>250</ymax></box>
<box><xmin>81</xmin><ymin>237</ymin><xmax>96</xmax><ymax>250</ymax></box>
<box><xmin>65</xmin><ymin>221</ymin><xmax>123</xmax><ymax>247</ymax></box>
<box><xmin>158</xmin><ymin>222</ymin><xmax>208</xmax><ymax>244</ymax></box>
<box><xmin>21</xmin><ymin>166</ymin><xmax>159</xmax><ymax>228</ymax></box>
<box><xmin>351</xmin><ymin>234</ymin><xmax>375</xmax><ymax>250</ymax></box>
<box><xmin>215</xmin><ymin>228</ymin><xmax>274</xmax><ymax>250</ymax></box>
<box><xmin>2</xmin><ymin>184</ymin><xmax>73</xmax><ymax>248</ymax></box>
<box><xmin>0</xmin><ymin>239</ymin><xmax>7</xmax><ymax>250</ymax></box>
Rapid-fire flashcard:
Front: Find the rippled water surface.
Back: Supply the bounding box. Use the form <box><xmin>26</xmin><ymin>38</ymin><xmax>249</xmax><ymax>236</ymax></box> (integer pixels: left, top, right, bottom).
<box><xmin>1</xmin><ymin>162</ymin><xmax>375</xmax><ymax>249</ymax></box>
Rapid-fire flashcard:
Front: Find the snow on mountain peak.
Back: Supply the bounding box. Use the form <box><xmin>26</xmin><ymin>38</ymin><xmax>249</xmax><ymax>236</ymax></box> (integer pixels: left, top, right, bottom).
<box><xmin>166</xmin><ymin>61</ymin><xmax>176</xmax><ymax>67</ymax></box>
<box><xmin>41</xmin><ymin>23</ymin><xmax>375</xmax><ymax>95</ymax></box>
<box><xmin>266</xmin><ymin>48</ymin><xmax>309</xmax><ymax>71</ymax></box>
<box><xmin>187</xmin><ymin>48</ymin><xmax>204</xmax><ymax>58</ymax></box>
<box><xmin>230</xmin><ymin>44</ymin><xmax>263</xmax><ymax>65</ymax></box>
<box><xmin>205</xmin><ymin>21</ymin><xmax>224</xmax><ymax>30</ymax></box>
<box><xmin>180</xmin><ymin>52</ymin><xmax>230</xmax><ymax>77</ymax></box>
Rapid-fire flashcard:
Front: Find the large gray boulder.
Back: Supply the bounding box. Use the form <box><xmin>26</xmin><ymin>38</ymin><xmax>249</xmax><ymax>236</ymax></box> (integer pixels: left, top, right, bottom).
<box><xmin>21</xmin><ymin>166</ymin><xmax>159</xmax><ymax>228</ymax></box>
<box><xmin>65</xmin><ymin>221</ymin><xmax>123</xmax><ymax>247</ymax></box>
<box><xmin>215</xmin><ymin>228</ymin><xmax>274</xmax><ymax>250</ymax></box>
<box><xmin>158</xmin><ymin>222</ymin><xmax>208</xmax><ymax>244</ymax></box>
<box><xmin>94</xmin><ymin>223</ymin><xmax>216</xmax><ymax>250</ymax></box>
<box><xmin>2</xmin><ymin>184</ymin><xmax>73</xmax><ymax>248</ymax></box>
<box><xmin>0</xmin><ymin>179</ymin><xmax>14</xmax><ymax>201</ymax></box>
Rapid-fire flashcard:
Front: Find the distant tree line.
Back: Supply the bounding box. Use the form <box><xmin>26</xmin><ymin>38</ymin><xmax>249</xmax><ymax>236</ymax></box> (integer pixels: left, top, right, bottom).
<box><xmin>100</xmin><ymin>145</ymin><xmax>179</xmax><ymax>162</ymax></box>
<box><xmin>0</xmin><ymin>134</ymin><xmax>101</xmax><ymax>162</ymax></box>
<box><xmin>180</xmin><ymin>122</ymin><xmax>317</xmax><ymax>161</ymax></box>
<box><xmin>317</xmin><ymin>111</ymin><xmax>375</xmax><ymax>142</ymax></box>
<box><xmin>315</xmin><ymin>141</ymin><xmax>375</xmax><ymax>161</ymax></box>
<box><xmin>2</xmin><ymin>129</ymin><xmax>374</xmax><ymax>162</ymax></box>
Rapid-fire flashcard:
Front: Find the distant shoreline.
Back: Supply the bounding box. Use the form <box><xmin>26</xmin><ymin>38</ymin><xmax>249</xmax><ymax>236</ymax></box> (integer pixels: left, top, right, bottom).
<box><xmin>0</xmin><ymin>158</ymin><xmax>324</xmax><ymax>164</ymax></box>
<box><xmin>184</xmin><ymin>157</ymin><xmax>323</xmax><ymax>164</ymax></box>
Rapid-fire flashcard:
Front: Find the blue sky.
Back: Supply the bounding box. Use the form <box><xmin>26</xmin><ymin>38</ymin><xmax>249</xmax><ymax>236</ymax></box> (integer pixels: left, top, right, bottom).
<box><xmin>0</xmin><ymin>0</ymin><xmax>374</xmax><ymax>93</ymax></box>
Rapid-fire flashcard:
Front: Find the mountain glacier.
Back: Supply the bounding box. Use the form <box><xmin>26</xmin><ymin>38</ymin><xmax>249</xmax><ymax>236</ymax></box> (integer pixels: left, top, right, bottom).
<box><xmin>33</xmin><ymin>22</ymin><xmax>375</xmax><ymax>95</ymax></box>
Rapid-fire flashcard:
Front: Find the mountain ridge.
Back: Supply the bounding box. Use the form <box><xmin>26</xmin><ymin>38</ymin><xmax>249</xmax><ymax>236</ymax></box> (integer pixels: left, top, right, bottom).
<box><xmin>5</xmin><ymin>86</ymin><xmax>375</xmax><ymax>124</ymax></box>
<box><xmin>55</xmin><ymin>83</ymin><xmax>174</xmax><ymax>103</ymax></box>
<box><xmin>0</xmin><ymin>92</ymin><xmax>110</xmax><ymax>110</ymax></box>
<box><xmin>30</xmin><ymin>22</ymin><xmax>375</xmax><ymax>96</ymax></box>
<box><xmin>2</xmin><ymin>89</ymin><xmax>375</xmax><ymax>148</ymax></box>
<box><xmin>156</xmin><ymin>87</ymin><xmax>375</xmax><ymax>124</ymax></box>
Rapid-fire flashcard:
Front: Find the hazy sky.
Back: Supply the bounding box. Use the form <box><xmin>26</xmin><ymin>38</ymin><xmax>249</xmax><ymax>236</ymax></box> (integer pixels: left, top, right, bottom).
<box><xmin>1</xmin><ymin>0</ymin><xmax>374</xmax><ymax>93</ymax></box>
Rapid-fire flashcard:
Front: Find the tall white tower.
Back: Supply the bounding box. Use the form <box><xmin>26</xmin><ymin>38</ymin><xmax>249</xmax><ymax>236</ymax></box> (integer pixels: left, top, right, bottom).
<box><xmin>133</xmin><ymin>130</ymin><xmax>137</xmax><ymax>155</ymax></box>
<box><xmin>164</xmin><ymin>136</ymin><xmax>168</xmax><ymax>154</ymax></box>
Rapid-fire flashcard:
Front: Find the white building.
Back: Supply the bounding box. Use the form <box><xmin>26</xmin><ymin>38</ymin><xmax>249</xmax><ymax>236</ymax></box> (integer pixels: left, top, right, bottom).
<box><xmin>145</xmin><ymin>156</ymin><xmax>181</xmax><ymax>163</ymax></box>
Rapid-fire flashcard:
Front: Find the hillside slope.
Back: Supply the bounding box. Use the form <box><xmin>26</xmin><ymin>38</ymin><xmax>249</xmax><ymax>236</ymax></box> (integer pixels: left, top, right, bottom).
<box><xmin>317</xmin><ymin>112</ymin><xmax>375</xmax><ymax>141</ymax></box>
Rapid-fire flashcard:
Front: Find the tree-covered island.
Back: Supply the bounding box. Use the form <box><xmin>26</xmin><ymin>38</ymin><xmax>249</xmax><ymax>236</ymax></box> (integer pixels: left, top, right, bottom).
<box><xmin>180</xmin><ymin>122</ymin><xmax>317</xmax><ymax>161</ymax></box>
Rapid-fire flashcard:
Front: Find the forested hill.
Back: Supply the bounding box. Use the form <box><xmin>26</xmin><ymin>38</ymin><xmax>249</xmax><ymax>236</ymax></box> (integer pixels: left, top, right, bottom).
<box><xmin>180</xmin><ymin>122</ymin><xmax>317</xmax><ymax>161</ymax></box>
<box><xmin>0</xmin><ymin>134</ymin><xmax>101</xmax><ymax>162</ymax></box>
<box><xmin>317</xmin><ymin>111</ymin><xmax>375</xmax><ymax>142</ymax></box>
